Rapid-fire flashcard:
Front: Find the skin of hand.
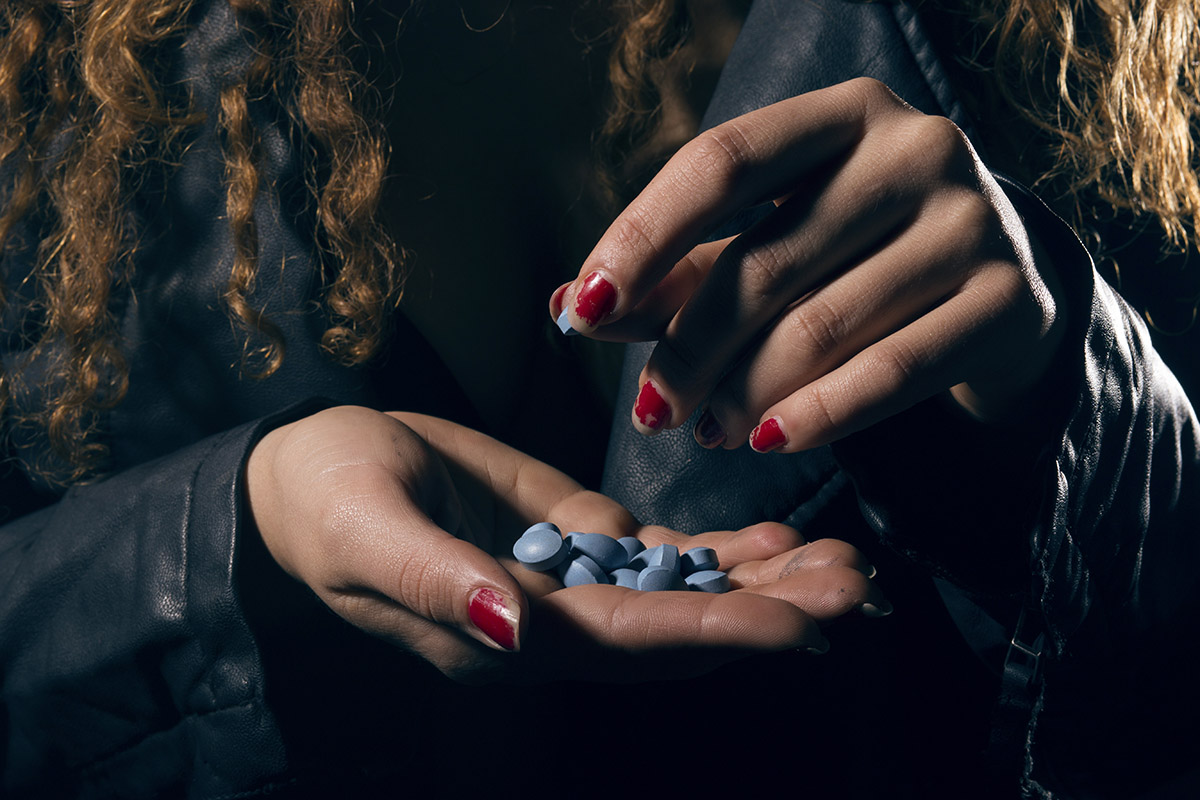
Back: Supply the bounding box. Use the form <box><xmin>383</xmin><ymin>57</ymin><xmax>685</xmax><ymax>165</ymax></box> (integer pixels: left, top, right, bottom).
<box><xmin>551</xmin><ymin>77</ymin><xmax>1068</xmax><ymax>452</ymax></box>
<box><xmin>244</xmin><ymin>405</ymin><xmax>885</xmax><ymax>684</ymax></box>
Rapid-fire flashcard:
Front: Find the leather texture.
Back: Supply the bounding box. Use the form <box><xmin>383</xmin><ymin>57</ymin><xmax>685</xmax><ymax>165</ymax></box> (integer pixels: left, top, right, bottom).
<box><xmin>600</xmin><ymin>1</ymin><xmax>1200</xmax><ymax>797</ymax></box>
<box><xmin>2</xmin><ymin>0</ymin><xmax>1197</xmax><ymax>797</ymax></box>
<box><xmin>0</xmin><ymin>2</ymin><xmax>479</xmax><ymax>796</ymax></box>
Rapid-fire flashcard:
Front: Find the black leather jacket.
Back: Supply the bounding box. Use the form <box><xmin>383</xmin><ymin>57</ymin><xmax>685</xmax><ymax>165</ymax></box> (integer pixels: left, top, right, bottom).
<box><xmin>3</xmin><ymin>2</ymin><xmax>1196</xmax><ymax>798</ymax></box>
<box><xmin>602</xmin><ymin>3</ymin><xmax>1200</xmax><ymax>797</ymax></box>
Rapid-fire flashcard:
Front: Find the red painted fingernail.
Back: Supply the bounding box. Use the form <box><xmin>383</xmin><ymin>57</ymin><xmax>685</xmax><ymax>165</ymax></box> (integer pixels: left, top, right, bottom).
<box><xmin>468</xmin><ymin>588</ymin><xmax>520</xmax><ymax>652</ymax></box>
<box><xmin>750</xmin><ymin>416</ymin><xmax>787</xmax><ymax>452</ymax></box>
<box><xmin>694</xmin><ymin>409</ymin><xmax>726</xmax><ymax>448</ymax></box>
<box><xmin>633</xmin><ymin>380</ymin><xmax>671</xmax><ymax>432</ymax></box>
<box><xmin>574</xmin><ymin>271</ymin><xmax>617</xmax><ymax>326</ymax></box>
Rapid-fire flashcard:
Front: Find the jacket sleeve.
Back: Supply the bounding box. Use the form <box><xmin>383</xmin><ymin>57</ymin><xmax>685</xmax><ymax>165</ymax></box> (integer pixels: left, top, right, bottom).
<box><xmin>835</xmin><ymin>178</ymin><xmax>1200</xmax><ymax>640</ymax></box>
<box><xmin>1</xmin><ymin>412</ymin><xmax>307</xmax><ymax>799</ymax></box>
<box><xmin>830</xmin><ymin>179</ymin><xmax>1200</xmax><ymax>793</ymax></box>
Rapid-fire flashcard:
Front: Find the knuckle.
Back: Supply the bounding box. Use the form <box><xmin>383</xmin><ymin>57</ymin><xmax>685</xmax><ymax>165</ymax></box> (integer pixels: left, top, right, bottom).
<box><xmin>393</xmin><ymin>554</ymin><xmax>448</xmax><ymax>622</ymax></box>
<box><xmin>784</xmin><ymin>294</ymin><xmax>848</xmax><ymax>366</ymax></box>
<box><xmin>966</xmin><ymin>264</ymin><xmax>1041</xmax><ymax>331</ymax></box>
<box><xmin>796</xmin><ymin>383</ymin><xmax>842</xmax><ymax>443</ymax></box>
<box><xmin>735</xmin><ymin>239</ymin><xmax>798</xmax><ymax>298</ymax></box>
<box><xmin>863</xmin><ymin>337</ymin><xmax>925</xmax><ymax>394</ymax></box>
<box><xmin>888</xmin><ymin>114</ymin><xmax>973</xmax><ymax>180</ymax></box>
<box><xmin>940</xmin><ymin>188</ymin><xmax>1000</xmax><ymax>241</ymax></box>
<box><xmin>609</xmin><ymin>205</ymin><xmax>666</xmax><ymax>264</ymax></box>
<box><xmin>844</xmin><ymin>75</ymin><xmax>898</xmax><ymax>109</ymax></box>
<box><xmin>752</xmin><ymin>522</ymin><xmax>806</xmax><ymax>554</ymax></box>
<box><xmin>911</xmin><ymin>113</ymin><xmax>968</xmax><ymax>154</ymax></box>
<box><xmin>686</xmin><ymin>122</ymin><xmax>756</xmax><ymax>194</ymax></box>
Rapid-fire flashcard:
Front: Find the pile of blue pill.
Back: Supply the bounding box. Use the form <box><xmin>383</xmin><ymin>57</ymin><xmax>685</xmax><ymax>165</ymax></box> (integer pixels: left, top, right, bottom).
<box><xmin>512</xmin><ymin>522</ymin><xmax>731</xmax><ymax>593</ymax></box>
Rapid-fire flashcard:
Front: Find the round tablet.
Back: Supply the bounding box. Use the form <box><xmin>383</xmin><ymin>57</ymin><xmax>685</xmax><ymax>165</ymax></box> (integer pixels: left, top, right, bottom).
<box><xmin>681</xmin><ymin>546</ymin><xmax>719</xmax><ymax>575</ymax></box>
<box><xmin>558</xmin><ymin>554</ymin><xmax>609</xmax><ymax>587</ymax></box>
<box><xmin>617</xmin><ymin>536</ymin><xmax>645</xmax><ymax>562</ymax></box>
<box><xmin>610</xmin><ymin>568</ymin><xmax>640</xmax><ymax>589</ymax></box>
<box><xmin>569</xmin><ymin>532</ymin><xmax>629</xmax><ymax>572</ymax></box>
<box><xmin>685</xmin><ymin>570</ymin><xmax>730</xmax><ymax>593</ymax></box>
<box><xmin>512</xmin><ymin>526</ymin><xmax>567</xmax><ymax>571</ymax></box>
<box><xmin>638</xmin><ymin>565</ymin><xmax>686</xmax><ymax>592</ymax></box>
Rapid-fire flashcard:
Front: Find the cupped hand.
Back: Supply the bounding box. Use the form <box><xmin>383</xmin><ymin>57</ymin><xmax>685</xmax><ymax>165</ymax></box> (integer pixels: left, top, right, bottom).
<box><xmin>552</xmin><ymin>77</ymin><xmax>1068</xmax><ymax>451</ymax></box>
<box><xmin>245</xmin><ymin>406</ymin><xmax>884</xmax><ymax>683</ymax></box>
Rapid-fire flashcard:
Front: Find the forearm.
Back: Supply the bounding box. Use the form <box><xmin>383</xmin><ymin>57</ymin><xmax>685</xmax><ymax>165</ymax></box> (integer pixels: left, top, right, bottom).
<box><xmin>0</xmin><ymin>413</ymin><xmax>302</xmax><ymax>798</ymax></box>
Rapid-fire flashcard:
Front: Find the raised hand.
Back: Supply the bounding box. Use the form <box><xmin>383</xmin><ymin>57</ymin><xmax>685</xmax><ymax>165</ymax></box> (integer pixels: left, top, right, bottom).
<box><xmin>553</xmin><ymin>77</ymin><xmax>1067</xmax><ymax>452</ymax></box>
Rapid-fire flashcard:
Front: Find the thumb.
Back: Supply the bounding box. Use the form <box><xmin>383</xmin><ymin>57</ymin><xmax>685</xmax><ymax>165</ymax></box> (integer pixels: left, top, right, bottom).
<box><xmin>328</xmin><ymin>466</ymin><xmax>530</xmax><ymax>653</ymax></box>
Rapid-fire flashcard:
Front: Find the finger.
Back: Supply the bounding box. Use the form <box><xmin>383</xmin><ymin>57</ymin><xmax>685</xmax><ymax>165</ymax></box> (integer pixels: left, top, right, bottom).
<box><xmin>630</xmin><ymin>113</ymin><xmax>978</xmax><ymax>434</ymax></box>
<box><xmin>745</xmin><ymin>258</ymin><xmax>1038</xmax><ymax>452</ymax></box>
<box><xmin>325</xmin><ymin>588</ymin><xmax>513</xmax><ymax>685</ymax></box>
<box><xmin>559</xmin><ymin>78</ymin><xmax>905</xmax><ymax>333</ymax></box>
<box><xmin>695</xmin><ymin>199</ymin><xmax>992</xmax><ymax>446</ymax></box>
<box><xmin>738</xmin><ymin>563</ymin><xmax>890</xmax><ymax>623</ymax></box>
<box><xmin>550</xmin><ymin>238</ymin><xmax>730</xmax><ymax>342</ymax></box>
<box><xmin>540</xmin><ymin>583</ymin><xmax>829</xmax><ymax>658</ymax></box>
<box><xmin>681</xmin><ymin>521</ymin><xmax>807</xmax><ymax>566</ymax></box>
<box><xmin>316</xmin><ymin>461</ymin><xmax>531</xmax><ymax>653</ymax></box>
<box><xmin>725</xmin><ymin>537</ymin><xmax>874</xmax><ymax>584</ymax></box>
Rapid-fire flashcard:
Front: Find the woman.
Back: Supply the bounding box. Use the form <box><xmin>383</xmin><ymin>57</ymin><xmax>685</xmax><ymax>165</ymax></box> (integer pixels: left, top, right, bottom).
<box><xmin>577</xmin><ymin>1</ymin><xmax>1199</xmax><ymax>797</ymax></box>
<box><xmin>0</xmin><ymin>2</ymin><xmax>880</xmax><ymax>797</ymax></box>
<box><xmin>2</xmin><ymin>0</ymin><xmax>1196</xmax><ymax>797</ymax></box>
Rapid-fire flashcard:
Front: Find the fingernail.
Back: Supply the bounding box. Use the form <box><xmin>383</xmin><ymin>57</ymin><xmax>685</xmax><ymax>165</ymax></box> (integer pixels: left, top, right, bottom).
<box><xmin>804</xmin><ymin>637</ymin><xmax>831</xmax><ymax>655</ymax></box>
<box><xmin>860</xmin><ymin>600</ymin><xmax>893</xmax><ymax>618</ymax></box>
<box><xmin>467</xmin><ymin>588</ymin><xmax>520</xmax><ymax>652</ymax></box>
<box><xmin>694</xmin><ymin>409</ymin><xmax>726</xmax><ymax>448</ymax></box>
<box><xmin>749</xmin><ymin>416</ymin><xmax>787</xmax><ymax>453</ymax></box>
<box><xmin>574</xmin><ymin>271</ymin><xmax>617</xmax><ymax>327</ymax></box>
<box><xmin>633</xmin><ymin>380</ymin><xmax>671</xmax><ymax>432</ymax></box>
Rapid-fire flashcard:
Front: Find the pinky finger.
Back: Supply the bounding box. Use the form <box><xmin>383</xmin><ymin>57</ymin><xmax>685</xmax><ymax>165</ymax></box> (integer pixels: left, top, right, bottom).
<box><xmin>748</xmin><ymin>279</ymin><xmax>1016</xmax><ymax>453</ymax></box>
<box><xmin>736</xmin><ymin>564</ymin><xmax>891</xmax><ymax>623</ymax></box>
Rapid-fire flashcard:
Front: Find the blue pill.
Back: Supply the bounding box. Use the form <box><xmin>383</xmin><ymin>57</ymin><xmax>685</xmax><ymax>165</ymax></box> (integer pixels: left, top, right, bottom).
<box><xmin>629</xmin><ymin>543</ymin><xmax>680</xmax><ymax>573</ymax></box>
<box><xmin>558</xmin><ymin>553</ymin><xmax>609</xmax><ymax>587</ymax></box>
<box><xmin>556</xmin><ymin>308</ymin><xmax>580</xmax><ymax>336</ymax></box>
<box><xmin>526</xmin><ymin>521</ymin><xmax>561</xmax><ymax>535</ymax></box>
<box><xmin>618</xmin><ymin>537</ymin><xmax>645</xmax><ymax>562</ymax></box>
<box><xmin>569</xmin><ymin>533</ymin><xmax>629</xmax><ymax>572</ymax></box>
<box><xmin>638</xmin><ymin>565</ymin><xmax>687</xmax><ymax>592</ymax></box>
<box><xmin>681</xmin><ymin>546</ymin><xmax>719</xmax><ymax>576</ymax></box>
<box><xmin>685</xmin><ymin>570</ymin><xmax>730</xmax><ymax>593</ymax></box>
<box><xmin>512</xmin><ymin>527</ymin><xmax>568</xmax><ymax>571</ymax></box>
<box><xmin>610</xmin><ymin>568</ymin><xmax>640</xmax><ymax>589</ymax></box>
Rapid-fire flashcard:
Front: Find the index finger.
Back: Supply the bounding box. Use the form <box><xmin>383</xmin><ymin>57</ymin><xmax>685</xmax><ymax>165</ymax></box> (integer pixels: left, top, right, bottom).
<box><xmin>560</xmin><ymin>78</ymin><xmax>901</xmax><ymax>333</ymax></box>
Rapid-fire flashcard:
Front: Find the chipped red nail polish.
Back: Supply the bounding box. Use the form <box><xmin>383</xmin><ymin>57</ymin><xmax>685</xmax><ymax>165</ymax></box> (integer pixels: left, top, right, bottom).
<box><xmin>467</xmin><ymin>588</ymin><xmax>519</xmax><ymax>651</ymax></box>
<box><xmin>573</xmin><ymin>271</ymin><xmax>617</xmax><ymax>326</ymax></box>
<box><xmin>750</xmin><ymin>416</ymin><xmax>787</xmax><ymax>452</ymax></box>
<box><xmin>694</xmin><ymin>409</ymin><xmax>726</xmax><ymax>448</ymax></box>
<box><xmin>633</xmin><ymin>380</ymin><xmax>671</xmax><ymax>431</ymax></box>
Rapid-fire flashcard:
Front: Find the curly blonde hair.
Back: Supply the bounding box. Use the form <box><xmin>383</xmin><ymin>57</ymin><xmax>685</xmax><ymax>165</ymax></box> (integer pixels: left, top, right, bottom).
<box><xmin>0</xmin><ymin>0</ymin><xmax>401</xmax><ymax>480</ymax></box>
<box><xmin>3</xmin><ymin>0</ymin><xmax>1199</xmax><ymax>479</ymax></box>
<box><xmin>926</xmin><ymin>0</ymin><xmax>1200</xmax><ymax>251</ymax></box>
